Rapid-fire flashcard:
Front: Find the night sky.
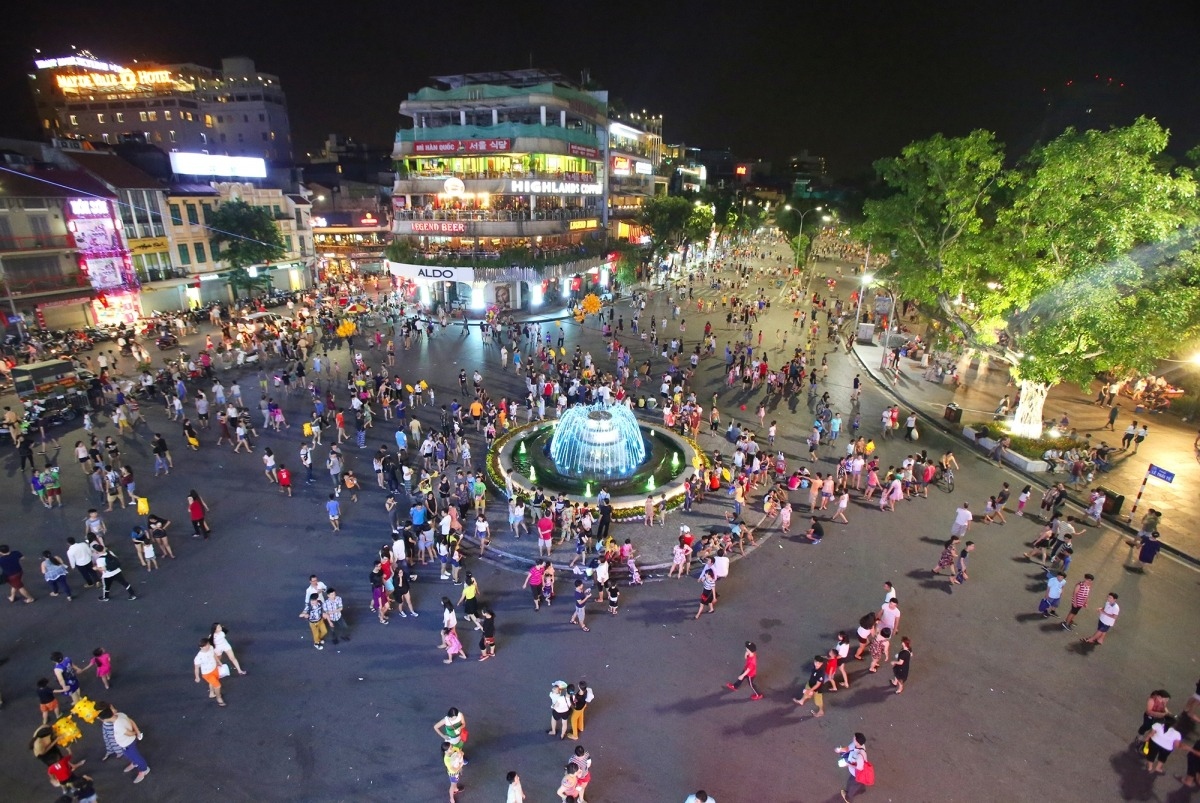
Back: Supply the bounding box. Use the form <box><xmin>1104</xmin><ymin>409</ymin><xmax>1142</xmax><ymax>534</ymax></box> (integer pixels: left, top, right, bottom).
<box><xmin>1</xmin><ymin>1</ymin><xmax>1197</xmax><ymax>177</ymax></box>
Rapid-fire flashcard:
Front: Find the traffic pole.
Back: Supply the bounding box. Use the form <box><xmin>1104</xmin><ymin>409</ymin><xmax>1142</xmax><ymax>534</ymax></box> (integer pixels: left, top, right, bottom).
<box><xmin>1125</xmin><ymin>465</ymin><xmax>1151</xmax><ymax>520</ymax></box>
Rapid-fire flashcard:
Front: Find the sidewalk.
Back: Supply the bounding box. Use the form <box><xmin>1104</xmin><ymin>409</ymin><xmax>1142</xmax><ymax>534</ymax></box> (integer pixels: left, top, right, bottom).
<box><xmin>850</xmin><ymin>334</ymin><xmax>1198</xmax><ymax>562</ymax></box>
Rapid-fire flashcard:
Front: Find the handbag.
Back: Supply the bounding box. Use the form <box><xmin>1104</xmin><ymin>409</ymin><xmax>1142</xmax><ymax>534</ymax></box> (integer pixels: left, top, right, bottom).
<box><xmin>857</xmin><ymin>760</ymin><xmax>876</xmax><ymax>785</ymax></box>
<box><xmin>911</xmin><ymin>428</ymin><xmax>919</xmax><ymax>441</ymax></box>
<box><xmin>218</xmin><ymin>663</ymin><xmax>231</xmax><ymax>678</ymax></box>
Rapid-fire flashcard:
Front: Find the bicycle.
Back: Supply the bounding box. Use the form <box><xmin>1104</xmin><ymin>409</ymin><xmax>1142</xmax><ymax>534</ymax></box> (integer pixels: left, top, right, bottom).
<box><xmin>939</xmin><ymin>468</ymin><xmax>955</xmax><ymax>493</ymax></box>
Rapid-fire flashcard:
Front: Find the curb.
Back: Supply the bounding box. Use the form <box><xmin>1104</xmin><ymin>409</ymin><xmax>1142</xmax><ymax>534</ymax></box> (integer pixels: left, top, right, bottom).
<box><xmin>849</xmin><ymin>346</ymin><xmax>1200</xmax><ymax>569</ymax></box>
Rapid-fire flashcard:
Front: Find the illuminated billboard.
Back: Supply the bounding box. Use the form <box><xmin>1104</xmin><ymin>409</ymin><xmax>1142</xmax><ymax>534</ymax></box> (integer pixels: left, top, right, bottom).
<box><xmin>170</xmin><ymin>152</ymin><xmax>268</xmax><ymax>178</ymax></box>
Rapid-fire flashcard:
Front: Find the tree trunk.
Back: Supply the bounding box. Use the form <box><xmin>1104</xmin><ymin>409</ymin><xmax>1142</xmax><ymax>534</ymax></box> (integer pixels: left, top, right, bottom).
<box><xmin>1012</xmin><ymin>380</ymin><xmax>1051</xmax><ymax>437</ymax></box>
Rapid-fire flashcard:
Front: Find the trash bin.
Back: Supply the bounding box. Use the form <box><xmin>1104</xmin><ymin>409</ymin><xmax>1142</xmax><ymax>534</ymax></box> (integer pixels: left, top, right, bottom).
<box><xmin>944</xmin><ymin>403</ymin><xmax>962</xmax><ymax>423</ymax></box>
<box><xmin>1096</xmin><ymin>487</ymin><xmax>1124</xmax><ymax>516</ymax></box>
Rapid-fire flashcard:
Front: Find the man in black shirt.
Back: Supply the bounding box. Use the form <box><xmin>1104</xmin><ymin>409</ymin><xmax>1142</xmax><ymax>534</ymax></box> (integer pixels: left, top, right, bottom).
<box><xmin>805</xmin><ymin>518</ymin><xmax>824</xmax><ymax>544</ymax></box>
<box><xmin>792</xmin><ymin>655</ymin><xmax>827</xmax><ymax>717</ymax></box>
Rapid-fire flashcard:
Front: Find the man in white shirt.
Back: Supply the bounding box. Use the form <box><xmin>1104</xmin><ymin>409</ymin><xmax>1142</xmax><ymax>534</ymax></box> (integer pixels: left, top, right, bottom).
<box><xmin>877</xmin><ymin>599</ymin><xmax>901</xmax><ymax>637</ymax></box>
<box><xmin>66</xmin><ymin>537</ymin><xmax>99</xmax><ymax>588</ymax></box>
<box><xmin>951</xmin><ymin>503</ymin><xmax>974</xmax><ymax>536</ymax></box>
<box><xmin>684</xmin><ymin>792</ymin><xmax>716</xmax><ymax>803</ymax></box>
<box><xmin>303</xmin><ymin>574</ymin><xmax>327</xmax><ymax>605</ymax></box>
<box><xmin>712</xmin><ymin>549</ymin><xmax>730</xmax><ymax>581</ymax></box>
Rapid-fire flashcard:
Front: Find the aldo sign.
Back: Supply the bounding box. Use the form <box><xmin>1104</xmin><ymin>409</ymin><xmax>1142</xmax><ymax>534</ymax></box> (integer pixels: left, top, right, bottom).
<box><xmin>386</xmin><ymin>262</ymin><xmax>475</xmax><ymax>283</ymax></box>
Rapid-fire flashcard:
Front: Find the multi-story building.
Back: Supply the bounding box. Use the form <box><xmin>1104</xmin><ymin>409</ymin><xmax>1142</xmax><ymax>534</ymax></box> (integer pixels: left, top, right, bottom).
<box><xmin>390</xmin><ymin>69</ymin><xmax>614</xmax><ymax>311</ymax></box>
<box><xmin>607</xmin><ymin>112</ymin><xmax>668</xmax><ymax>243</ymax></box>
<box><xmin>0</xmin><ymin>151</ymin><xmax>139</xmax><ymax>329</ymax></box>
<box><xmin>163</xmin><ymin>180</ymin><xmax>313</xmax><ymax>311</ymax></box>
<box><xmin>29</xmin><ymin>50</ymin><xmax>292</xmax><ymax>161</ymax></box>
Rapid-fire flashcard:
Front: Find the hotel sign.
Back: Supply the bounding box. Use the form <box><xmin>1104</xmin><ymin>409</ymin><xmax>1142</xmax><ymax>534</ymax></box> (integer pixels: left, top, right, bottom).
<box><xmin>411</xmin><ymin>221</ymin><xmax>467</xmax><ymax>234</ymax></box>
<box><xmin>510</xmin><ymin>180</ymin><xmax>602</xmax><ymax>196</ymax></box>
<box><xmin>413</xmin><ymin>138</ymin><xmax>512</xmax><ymax>154</ymax></box>
<box><xmin>56</xmin><ymin>69</ymin><xmax>175</xmax><ymax>92</ymax></box>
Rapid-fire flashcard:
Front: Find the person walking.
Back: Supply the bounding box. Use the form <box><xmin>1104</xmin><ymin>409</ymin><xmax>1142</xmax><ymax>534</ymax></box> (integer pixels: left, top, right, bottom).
<box><xmin>300</xmin><ymin>593</ymin><xmax>329</xmax><ymax>650</ymax></box>
<box><xmin>794</xmin><ymin>655</ymin><xmax>827</xmax><ymax>717</ymax></box>
<box><xmin>210</xmin><ymin>623</ymin><xmax>247</xmax><ymax>675</ymax></box>
<box><xmin>66</xmin><ymin>537</ymin><xmax>99</xmax><ymax>589</ymax></box>
<box><xmin>187</xmin><ymin>490</ymin><xmax>212</xmax><ymax>539</ymax></box>
<box><xmin>835</xmin><ymin>732</ymin><xmax>874</xmax><ymax>801</ymax></box>
<box><xmin>931</xmin><ymin>537</ymin><xmax>959</xmax><ymax>578</ymax></box>
<box><xmin>92</xmin><ymin>542</ymin><xmax>136</xmax><ymax>601</ymax></box>
<box><xmin>724</xmin><ymin>641</ymin><xmax>764</xmax><ymax>700</ymax></box>
<box><xmin>192</xmin><ymin>637</ymin><xmax>226</xmax><ymax>706</ymax></box>
<box><xmin>442</xmin><ymin>740</ymin><xmax>465</xmax><ymax>803</ymax></box>
<box><xmin>569</xmin><ymin>579</ymin><xmax>591</xmax><ymax>632</ymax></box>
<box><xmin>97</xmin><ymin>702</ymin><xmax>150</xmax><ymax>783</ymax></box>
<box><xmin>0</xmin><ymin>545</ymin><xmax>36</xmax><ymax>603</ymax></box>
<box><xmin>1040</xmin><ymin>572</ymin><xmax>1067</xmax><ymax>618</ymax></box>
<box><xmin>890</xmin><ymin>637</ymin><xmax>913</xmax><ymax>694</ymax></box>
<box><xmin>1082</xmin><ymin>592</ymin><xmax>1121</xmax><ymax>645</ymax></box>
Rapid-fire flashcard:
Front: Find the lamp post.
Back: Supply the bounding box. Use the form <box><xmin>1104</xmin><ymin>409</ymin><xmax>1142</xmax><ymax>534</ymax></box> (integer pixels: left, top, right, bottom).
<box><xmin>783</xmin><ymin>204</ymin><xmax>823</xmax><ymax>271</ymax></box>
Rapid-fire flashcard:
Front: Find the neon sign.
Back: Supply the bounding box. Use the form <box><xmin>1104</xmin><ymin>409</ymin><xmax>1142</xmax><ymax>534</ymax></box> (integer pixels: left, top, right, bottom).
<box><xmin>56</xmin><ymin>69</ymin><xmax>175</xmax><ymax>92</ymax></box>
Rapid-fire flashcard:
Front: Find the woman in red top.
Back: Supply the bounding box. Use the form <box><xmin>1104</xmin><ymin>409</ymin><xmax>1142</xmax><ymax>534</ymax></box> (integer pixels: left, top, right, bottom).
<box><xmin>188</xmin><ymin>490</ymin><xmax>211</xmax><ymax>539</ymax></box>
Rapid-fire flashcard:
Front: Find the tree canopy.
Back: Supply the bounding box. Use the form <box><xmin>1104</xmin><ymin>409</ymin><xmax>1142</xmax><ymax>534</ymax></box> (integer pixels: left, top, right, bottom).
<box><xmin>209</xmin><ymin>199</ymin><xmax>286</xmax><ymax>297</ymax></box>
<box><xmin>862</xmin><ymin>117</ymin><xmax>1200</xmax><ymax>430</ymax></box>
<box><xmin>640</xmin><ymin>196</ymin><xmax>712</xmax><ymax>259</ymax></box>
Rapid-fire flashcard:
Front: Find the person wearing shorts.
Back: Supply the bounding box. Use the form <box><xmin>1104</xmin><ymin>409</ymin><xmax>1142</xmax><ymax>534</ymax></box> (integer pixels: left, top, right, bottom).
<box><xmin>192</xmin><ymin>637</ymin><xmax>225</xmax><ymax>706</ymax></box>
<box><xmin>37</xmin><ymin>678</ymin><xmax>60</xmax><ymax>723</ymax></box>
<box><xmin>549</xmin><ymin>681</ymin><xmax>571</xmax><ymax>738</ymax></box>
<box><xmin>569</xmin><ymin>580</ymin><xmax>591</xmax><ymax>632</ymax></box>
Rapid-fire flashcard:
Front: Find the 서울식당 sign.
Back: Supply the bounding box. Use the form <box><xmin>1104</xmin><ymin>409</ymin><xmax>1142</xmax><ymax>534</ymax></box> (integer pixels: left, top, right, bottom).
<box><xmin>412</xmin><ymin>139</ymin><xmax>512</xmax><ymax>154</ymax></box>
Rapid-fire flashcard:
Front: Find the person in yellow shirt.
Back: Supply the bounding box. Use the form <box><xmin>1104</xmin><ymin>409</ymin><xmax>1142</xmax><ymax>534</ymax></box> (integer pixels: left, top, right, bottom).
<box><xmin>469</xmin><ymin>399</ymin><xmax>484</xmax><ymax>430</ymax></box>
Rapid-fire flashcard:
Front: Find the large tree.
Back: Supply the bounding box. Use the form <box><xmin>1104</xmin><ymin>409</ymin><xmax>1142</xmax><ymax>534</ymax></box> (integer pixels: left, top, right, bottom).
<box><xmin>864</xmin><ymin>119</ymin><xmax>1200</xmax><ymax>433</ymax></box>
<box><xmin>640</xmin><ymin>195</ymin><xmax>710</xmax><ymax>261</ymax></box>
<box><xmin>209</xmin><ymin>199</ymin><xmax>286</xmax><ymax>299</ymax></box>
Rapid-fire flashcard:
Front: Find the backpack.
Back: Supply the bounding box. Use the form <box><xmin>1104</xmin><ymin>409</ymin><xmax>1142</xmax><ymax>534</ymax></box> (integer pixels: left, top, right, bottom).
<box><xmin>103</xmin><ymin>550</ymin><xmax>122</xmax><ymax>572</ymax></box>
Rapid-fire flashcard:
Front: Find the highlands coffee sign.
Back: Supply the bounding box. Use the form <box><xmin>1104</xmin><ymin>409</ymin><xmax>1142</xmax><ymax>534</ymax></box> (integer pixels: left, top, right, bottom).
<box><xmin>386</xmin><ymin>261</ymin><xmax>475</xmax><ymax>283</ymax></box>
<box><xmin>510</xmin><ymin>179</ymin><xmax>602</xmax><ymax>196</ymax></box>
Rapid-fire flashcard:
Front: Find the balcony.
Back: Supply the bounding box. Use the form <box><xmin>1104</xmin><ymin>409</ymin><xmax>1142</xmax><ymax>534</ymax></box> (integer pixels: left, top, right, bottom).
<box><xmin>136</xmin><ymin>264</ymin><xmax>192</xmax><ymax>284</ymax></box>
<box><xmin>0</xmin><ymin>234</ymin><xmax>75</xmax><ymax>253</ymax></box>
<box><xmin>393</xmin><ymin>169</ymin><xmax>599</xmax><ymax>197</ymax></box>
<box><xmin>0</xmin><ymin>272</ymin><xmax>91</xmax><ymax>296</ymax></box>
<box><xmin>393</xmin><ymin>123</ymin><xmax>601</xmax><ymax>158</ymax></box>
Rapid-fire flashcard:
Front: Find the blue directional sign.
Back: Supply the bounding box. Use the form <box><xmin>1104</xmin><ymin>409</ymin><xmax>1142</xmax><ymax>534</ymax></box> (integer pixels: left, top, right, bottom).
<box><xmin>1148</xmin><ymin>464</ymin><xmax>1175</xmax><ymax>483</ymax></box>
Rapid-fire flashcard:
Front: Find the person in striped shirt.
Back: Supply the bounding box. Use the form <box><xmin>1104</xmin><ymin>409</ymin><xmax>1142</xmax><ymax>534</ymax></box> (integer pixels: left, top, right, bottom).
<box><xmin>695</xmin><ymin>557</ymin><xmax>718</xmax><ymax>619</ymax></box>
<box><xmin>1062</xmin><ymin>573</ymin><xmax>1094</xmax><ymax>630</ymax></box>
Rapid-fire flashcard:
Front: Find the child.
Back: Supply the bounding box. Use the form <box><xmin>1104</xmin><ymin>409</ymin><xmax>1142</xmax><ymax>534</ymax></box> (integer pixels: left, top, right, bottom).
<box><xmin>36</xmin><ymin>678</ymin><xmax>60</xmax><ymax>723</ymax></box>
<box><xmin>277</xmin><ymin>463</ymin><xmax>293</xmax><ymax>497</ymax></box>
<box><xmin>440</xmin><ymin>627</ymin><xmax>466</xmax><ymax>664</ymax></box>
<box><xmin>606</xmin><ymin>581</ymin><xmax>620</xmax><ymax>615</ymax></box>
<box><xmin>1016</xmin><ymin>485</ymin><xmax>1031</xmax><ymax>517</ymax></box>
<box><xmin>541</xmin><ymin>563</ymin><xmax>556</xmax><ymax>604</ymax></box>
<box><xmin>84</xmin><ymin>648</ymin><xmax>113</xmax><ymax>689</ymax></box>
<box><xmin>779</xmin><ymin>502</ymin><xmax>794</xmax><ymax>533</ymax></box>
<box><xmin>326</xmin><ymin>494</ymin><xmax>341</xmax><ymax>531</ymax></box>
<box><xmin>343</xmin><ymin>470</ymin><xmax>360</xmax><ymax>502</ymax></box>
<box><xmin>142</xmin><ymin>536</ymin><xmax>158</xmax><ymax>572</ymax></box>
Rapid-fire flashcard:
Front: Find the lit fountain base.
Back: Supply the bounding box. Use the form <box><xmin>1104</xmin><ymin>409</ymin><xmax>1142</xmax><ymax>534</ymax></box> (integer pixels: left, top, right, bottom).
<box><xmin>491</xmin><ymin>418</ymin><xmax>700</xmax><ymax>513</ymax></box>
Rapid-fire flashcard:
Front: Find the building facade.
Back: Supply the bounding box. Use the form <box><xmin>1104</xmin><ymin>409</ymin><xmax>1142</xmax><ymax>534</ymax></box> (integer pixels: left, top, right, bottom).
<box><xmin>390</xmin><ymin>70</ymin><xmax>614</xmax><ymax>312</ymax></box>
<box><xmin>607</xmin><ymin>112</ymin><xmax>668</xmax><ymax>243</ymax></box>
<box><xmin>30</xmin><ymin>51</ymin><xmax>292</xmax><ymax>161</ymax></box>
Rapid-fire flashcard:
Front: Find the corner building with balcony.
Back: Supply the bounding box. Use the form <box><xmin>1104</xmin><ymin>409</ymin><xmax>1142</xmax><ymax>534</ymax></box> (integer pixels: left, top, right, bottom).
<box><xmin>390</xmin><ymin>70</ymin><xmax>613</xmax><ymax>312</ymax></box>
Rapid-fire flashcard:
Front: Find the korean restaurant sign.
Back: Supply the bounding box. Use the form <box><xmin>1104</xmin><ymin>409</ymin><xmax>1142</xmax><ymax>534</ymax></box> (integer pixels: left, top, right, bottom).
<box><xmin>568</xmin><ymin>143</ymin><xmax>600</xmax><ymax>159</ymax></box>
<box><xmin>413</xmin><ymin>139</ymin><xmax>512</xmax><ymax>154</ymax></box>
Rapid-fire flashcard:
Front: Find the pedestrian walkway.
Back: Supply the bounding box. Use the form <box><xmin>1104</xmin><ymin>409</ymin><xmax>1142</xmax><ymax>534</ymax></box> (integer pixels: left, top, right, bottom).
<box><xmin>842</xmin><ymin>297</ymin><xmax>1199</xmax><ymax>562</ymax></box>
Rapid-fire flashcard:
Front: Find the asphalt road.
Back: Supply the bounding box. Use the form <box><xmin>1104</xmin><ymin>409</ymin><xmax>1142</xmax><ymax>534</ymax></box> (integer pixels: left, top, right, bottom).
<box><xmin>0</xmin><ymin>243</ymin><xmax>1197</xmax><ymax>802</ymax></box>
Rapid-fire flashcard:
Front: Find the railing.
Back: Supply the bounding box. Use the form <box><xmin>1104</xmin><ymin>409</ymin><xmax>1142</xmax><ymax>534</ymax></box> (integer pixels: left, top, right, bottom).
<box><xmin>395</xmin><ymin>123</ymin><xmax>601</xmax><ymax>149</ymax></box>
<box><xmin>399</xmin><ymin>169</ymin><xmax>596</xmax><ymax>183</ymax></box>
<box><xmin>0</xmin><ymin>234</ymin><xmax>75</xmax><ymax>251</ymax></box>
<box><xmin>0</xmin><ymin>273</ymin><xmax>91</xmax><ymax>295</ymax></box>
<box><xmin>137</xmin><ymin>265</ymin><xmax>191</xmax><ymax>283</ymax></box>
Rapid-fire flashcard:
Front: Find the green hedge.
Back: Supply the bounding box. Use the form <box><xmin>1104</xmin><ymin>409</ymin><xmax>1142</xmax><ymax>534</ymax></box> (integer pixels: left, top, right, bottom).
<box><xmin>964</xmin><ymin>422</ymin><xmax>1083</xmax><ymax>455</ymax></box>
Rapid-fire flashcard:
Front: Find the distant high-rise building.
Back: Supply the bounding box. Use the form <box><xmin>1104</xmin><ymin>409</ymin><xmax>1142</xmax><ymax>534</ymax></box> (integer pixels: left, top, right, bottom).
<box><xmin>28</xmin><ymin>50</ymin><xmax>292</xmax><ymax>161</ymax></box>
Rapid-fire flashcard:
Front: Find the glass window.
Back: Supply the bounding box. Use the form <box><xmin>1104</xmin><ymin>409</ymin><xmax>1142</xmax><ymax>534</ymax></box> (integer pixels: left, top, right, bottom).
<box><xmin>168</xmin><ymin>203</ymin><xmax>182</xmax><ymax>224</ymax></box>
<box><xmin>204</xmin><ymin>114</ymin><xmax>214</xmax><ymax>127</ymax></box>
<box><xmin>217</xmin><ymin>115</ymin><xmax>223</xmax><ymax>123</ymax></box>
<box><xmin>177</xmin><ymin>243</ymin><xmax>191</xmax><ymax>265</ymax></box>
<box><xmin>139</xmin><ymin>111</ymin><xmax>148</xmax><ymax>122</ymax></box>
<box><xmin>116</xmin><ymin>112</ymin><xmax>124</xmax><ymax>123</ymax></box>
<box><xmin>193</xmin><ymin>243</ymin><xmax>206</xmax><ymax>263</ymax></box>
<box><xmin>69</xmin><ymin>114</ymin><xmax>79</xmax><ymax>126</ymax></box>
<box><xmin>169</xmin><ymin>130</ymin><xmax>176</xmax><ymax>142</ymax></box>
<box><xmin>101</xmin><ymin>133</ymin><xmax>110</xmax><ymax>143</ymax></box>
<box><xmin>164</xmin><ymin>111</ymin><xmax>172</xmax><ymax>121</ymax></box>
<box><xmin>186</xmin><ymin>204</ymin><xmax>199</xmax><ymax>225</ymax></box>
<box><xmin>97</xmin><ymin>113</ymin><xmax>105</xmax><ymax>124</ymax></box>
<box><xmin>147</xmin><ymin>111</ymin><xmax>158</xmax><ymax>122</ymax></box>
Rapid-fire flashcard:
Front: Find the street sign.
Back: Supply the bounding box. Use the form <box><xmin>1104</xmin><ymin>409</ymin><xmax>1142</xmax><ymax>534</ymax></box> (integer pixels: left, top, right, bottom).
<box><xmin>1148</xmin><ymin>464</ymin><xmax>1176</xmax><ymax>483</ymax></box>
